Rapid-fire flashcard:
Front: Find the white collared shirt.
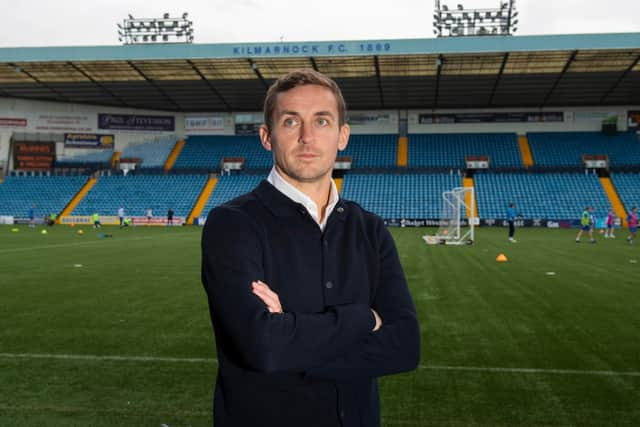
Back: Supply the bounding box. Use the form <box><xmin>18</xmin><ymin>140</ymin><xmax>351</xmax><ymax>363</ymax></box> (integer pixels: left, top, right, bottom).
<box><xmin>267</xmin><ymin>167</ymin><xmax>339</xmax><ymax>231</ymax></box>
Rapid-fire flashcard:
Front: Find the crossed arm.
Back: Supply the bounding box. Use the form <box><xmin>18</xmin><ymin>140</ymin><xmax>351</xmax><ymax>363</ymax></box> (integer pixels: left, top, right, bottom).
<box><xmin>252</xmin><ymin>280</ymin><xmax>383</xmax><ymax>332</ymax></box>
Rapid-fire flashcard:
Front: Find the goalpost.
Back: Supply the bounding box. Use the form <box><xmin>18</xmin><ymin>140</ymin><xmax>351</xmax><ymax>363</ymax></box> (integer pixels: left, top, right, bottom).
<box><xmin>423</xmin><ymin>187</ymin><xmax>476</xmax><ymax>245</ymax></box>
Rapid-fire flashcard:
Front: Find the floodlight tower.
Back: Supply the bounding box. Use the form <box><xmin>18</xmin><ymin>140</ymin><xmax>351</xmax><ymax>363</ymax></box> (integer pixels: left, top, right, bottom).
<box><xmin>117</xmin><ymin>12</ymin><xmax>194</xmax><ymax>44</ymax></box>
<box><xmin>433</xmin><ymin>0</ymin><xmax>518</xmax><ymax>37</ymax></box>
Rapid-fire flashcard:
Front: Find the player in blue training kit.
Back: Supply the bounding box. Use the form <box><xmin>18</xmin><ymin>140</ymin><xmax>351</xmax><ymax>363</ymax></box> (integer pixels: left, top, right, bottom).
<box><xmin>506</xmin><ymin>202</ymin><xmax>518</xmax><ymax>242</ymax></box>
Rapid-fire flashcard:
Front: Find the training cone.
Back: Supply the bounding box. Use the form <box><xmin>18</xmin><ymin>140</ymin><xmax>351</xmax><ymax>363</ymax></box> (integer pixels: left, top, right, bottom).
<box><xmin>496</xmin><ymin>253</ymin><xmax>508</xmax><ymax>262</ymax></box>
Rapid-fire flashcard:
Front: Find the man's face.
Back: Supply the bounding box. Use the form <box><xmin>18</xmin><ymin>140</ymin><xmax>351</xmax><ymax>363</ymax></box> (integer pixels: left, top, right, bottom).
<box><xmin>260</xmin><ymin>84</ymin><xmax>349</xmax><ymax>186</ymax></box>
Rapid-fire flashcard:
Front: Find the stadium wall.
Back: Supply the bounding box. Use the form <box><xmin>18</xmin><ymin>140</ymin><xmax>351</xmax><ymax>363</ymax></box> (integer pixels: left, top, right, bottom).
<box><xmin>408</xmin><ymin>106</ymin><xmax>634</xmax><ymax>134</ymax></box>
<box><xmin>0</xmin><ymin>97</ymin><xmax>179</xmax><ymax>153</ymax></box>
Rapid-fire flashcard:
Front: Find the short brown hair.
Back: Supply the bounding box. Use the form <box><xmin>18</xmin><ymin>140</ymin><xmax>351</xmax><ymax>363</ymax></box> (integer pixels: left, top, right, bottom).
<box><xmin>263</xmin><ymin>69</ymin><xmax>347</xmax><ymax>134</ymax></box>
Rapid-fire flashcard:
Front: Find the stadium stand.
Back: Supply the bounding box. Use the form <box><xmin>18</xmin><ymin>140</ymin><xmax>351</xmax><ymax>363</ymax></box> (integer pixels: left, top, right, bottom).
<box><xmin>0</xmin><ymin>175</ymin><xmax>87</xmax><ymax>217</ymax></box>
<box><xmin>173</xmin><ymin>135</ymin><xmax>271</xmax><ymax>170</ymax></box>
<box><xmin>340</xmin><ymin>173</ymin><xmax>462</xmax><ymax>219</ymax></box>
<box><xmin>339</xmin><ymin>134</ymin><xmax>398</xmax><ymax>168</ymax></box>
<box><xmin>71</xmin><ymin>175</ymin><xmax>207</xmax><ymax>217</ymax></box>
<box><xmin>527</xmin><ymin>131</ymin><xmax>640</xmax><ymax>168</ymax></box>
<box><xmin>120</xmin><ymin>136</ymin><xmax>177</xmax><ymax>168</ymax></box>
<box><xmin>200</xmin><ymin>174</ymin><xmax>265</xmax><ymax>218</ymax></box>
<box><xmin>610</xmin><ymin>172</ymin><xmax>640</xmax><ymax>212</ymax></box>
<box><xmin>56</xmin><ymin>150</ymin><xmax>113</xmax><ymax>166</ymax></box>
<box><xmin>408</xmin><ymin>133</ymin><xmax>522</xmax><ymax>169</ymax></box>
<box><xmin>474</xmin><ymin>172</ymin><xmax>611</xmax><ymax>219</ymax></box>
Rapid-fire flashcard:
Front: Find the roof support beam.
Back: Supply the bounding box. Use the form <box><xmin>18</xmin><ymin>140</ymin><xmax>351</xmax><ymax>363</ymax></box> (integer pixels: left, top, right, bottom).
<box><xmin>599</xmin><ymin>53</ymin><xmax>640</xmax><ymax>104</ymax></box>
<box><xmin>433</xmin><ymin>55</ymin><xmax>443</xmax><ymax>108</ymax></box>
<box><xmin>187</xmin><ymin>60</ymin><xmax>232</xmax><ymax>111</ymax></box>
<box><xmin>374</xmin><ymin>56</ymin><xmax>385</xmax><ymax>108</ymax></box>
<box><xmin>540</xmin><ymin>50</ymin><xmax>577</xmax><ymax>107</ymax></box>
<box><xmin>127</xmin><ymin>61</ymin><xmax>182</xmax><ymax>110</ymax></box>
<box><xmin>310</xmin><ymin>57</ymin><xmax>319</xmax><ymax>72</ymax></box>
<box><xmin>68</xmin><ymin>62</ymin><xmax>131</xmax><ymax>107</ymax></box>
<box><xmin>249</xmin><ymin>59</ymin><xmax>270</xmax><ymax>90</ymax></box>
<box><xmin>488</xmin><ymin>52</ymin><xmax>509</xmax><ymax>106</ymax></box>
<box><xmin>9</xmin><ymin>62</ymin><xmax>71</xmax><ymax>103</ymax></box>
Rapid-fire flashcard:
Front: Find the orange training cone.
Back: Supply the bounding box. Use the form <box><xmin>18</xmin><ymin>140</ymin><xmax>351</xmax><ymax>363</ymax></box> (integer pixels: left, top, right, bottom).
<box><xmin>496</xmin><ymin>253</ymin><xmax>508</xmax><ymax>262</ymax></box>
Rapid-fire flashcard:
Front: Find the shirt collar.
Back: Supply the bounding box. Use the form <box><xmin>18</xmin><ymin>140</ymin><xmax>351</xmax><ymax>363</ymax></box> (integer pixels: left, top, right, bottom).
<box><xmin>267</xmin><ymin>167</ymin><xmax>339</xmax><ymax>230</ymax></box>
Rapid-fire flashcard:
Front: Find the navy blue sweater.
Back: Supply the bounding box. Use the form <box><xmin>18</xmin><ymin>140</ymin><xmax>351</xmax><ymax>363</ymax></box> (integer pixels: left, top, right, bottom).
<box><xmin>201</xmin><ymin>180</ymin><xmax>420</xmax><ymax>427</ymax></box>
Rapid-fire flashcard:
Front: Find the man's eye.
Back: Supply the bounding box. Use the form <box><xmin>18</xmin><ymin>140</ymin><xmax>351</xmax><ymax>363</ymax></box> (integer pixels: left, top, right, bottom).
<box><xmin>283</xmin><ymin>118</ymin><xmax>297</xmax><ymax>127</ymax></box>
<box><xmin>317</xmin><ymin>118</ymin><xmax>329</xmax><ymax>126</ymax></box>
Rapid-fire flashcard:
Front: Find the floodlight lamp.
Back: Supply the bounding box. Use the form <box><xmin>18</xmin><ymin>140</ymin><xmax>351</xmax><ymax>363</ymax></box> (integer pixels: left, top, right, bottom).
<box><xmin>117</xmin><ymin>23</ymin><xmax>123</xmax><ymax>29</ymax></box>
<box><xmin>512</xmin><ymin>27</ymin><xmax>518</xmax><ymax>32</ymax></box>
<box><xmin>512</xmin><ymin>19</ymin><xmax>518</xmax><ymax>25</ymax></box>
<box><xmin>442</xmin><ymin>4</ymin><xmax>448</xmax><ymax>10</ymax></box>
<box><xmin>512</xmin><ymin>11</ymin><xmax>518</xmax><ymax>18</ymax></box>
<box><xmin>457</xmin><ymin>4</ymin><xmax>463</xmax><ymax>10</ymax></box>
<box><xmin>162</xmin><ymin>34</ymin><xmax>169</xmax><ymax>41</ymax></box>
<box><xmin>163</xmin><ymin>13</ymin><xmax>170</xmax><ymax>19</ymax></box>
<box><xmin>128</xmin><ymin>14</ymin><xmax>134</xmax><ymax>19</ymax></box>
<box><xmin>182</xmin><ymin>12</ymin><xmax>188</xmax><ymax>19</ymax></box>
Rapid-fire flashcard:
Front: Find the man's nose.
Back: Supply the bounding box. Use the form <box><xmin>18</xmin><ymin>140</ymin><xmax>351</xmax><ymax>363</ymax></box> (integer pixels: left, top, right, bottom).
<box><xmin>298</xmin><ymin>121</ymin><xmax>314</xmax><ymax>144</ymax></box>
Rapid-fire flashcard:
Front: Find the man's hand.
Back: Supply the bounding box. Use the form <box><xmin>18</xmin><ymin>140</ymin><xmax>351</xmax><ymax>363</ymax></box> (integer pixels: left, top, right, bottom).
<box><xmin>252</xmin><ymin>280</ymin><xmax>283</xmax><ymax>313</ymax></box>
<box><xmin>371</xmin><ymin>309</ymin><xmax>382</xmax><ymax>332</ymax></box>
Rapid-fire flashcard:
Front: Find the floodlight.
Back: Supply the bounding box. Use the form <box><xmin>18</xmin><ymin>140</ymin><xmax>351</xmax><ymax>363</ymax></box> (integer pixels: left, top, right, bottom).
<box><xmin>457</xmin><ymin>4</ymin><xmax>463</xmax><ymax>10</ymax></box>
<box><xmin>163</xmin><ymin>13</ymin><xmax>169</xmax><ymax>18</ymax></box>
<box><xmin>182</xmin><ymin>12</ymin><xmax>188</xmax><ymax>19</ymax></box>
<box><xmin>128</xmin><ymin>14</ymin><xmax>134</xmax><ymax>19</ymax></box>
<box><xmin>442</xmin><ymin>4</ymin><xmax>448</xmax><ymax>10</ymax></box>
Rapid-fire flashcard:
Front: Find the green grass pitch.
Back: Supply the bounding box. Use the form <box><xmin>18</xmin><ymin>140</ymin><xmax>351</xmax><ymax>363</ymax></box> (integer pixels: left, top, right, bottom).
<box><xmin>1</xmin><ymin>224</ymin><xmax>639</xmax><ymax>426</ymax></box>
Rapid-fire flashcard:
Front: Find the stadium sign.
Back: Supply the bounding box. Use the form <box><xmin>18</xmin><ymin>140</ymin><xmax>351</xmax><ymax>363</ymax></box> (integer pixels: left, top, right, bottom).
<box><xmin>0</xmin><ymin>117</ymin><xmax>27</xmax><ymax>128</ymax></box>
<box><xmin>64</xmin><ymin>133</ymin><xmax>114</xmax><ymax>148</ymax></box>
<box><xmin>98</xmin><ymin>113</ymin><xmax>175</xmax><ymax>132</ymax></box>
<box><xmin>418</xmin><ymin>112</ymin><xmax>563</xmax><ymax>124</ymax></box>
<box><xmin>231</xmin><ymin>42</ymin><xmax>393</xmax><ymax>57</ymax></box>
<box><xmin>185</xmin><ymin>116</ymin><xmax>225</xmax><ymax>134</ymax></box>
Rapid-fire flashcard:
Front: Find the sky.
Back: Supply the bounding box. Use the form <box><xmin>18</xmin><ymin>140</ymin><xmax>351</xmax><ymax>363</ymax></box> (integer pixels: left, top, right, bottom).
<box><xmin>0</xmin><ymin>0</ymin><xmax>638</xmax><ymax>48</ymax></box>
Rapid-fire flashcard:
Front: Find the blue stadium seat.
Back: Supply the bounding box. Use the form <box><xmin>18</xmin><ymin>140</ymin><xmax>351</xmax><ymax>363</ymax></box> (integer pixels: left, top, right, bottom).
<box><xmin>341</xmin><ymin>173</ymin><xmax>462</xmax><ymax>219</ymax></box>
<box><xmin>527</xmin><ymin>131</ymin><xmax>640</xmax><ymax>168</ymax></box>
<box><xmin>340</xmin><ymin>134</ymin><xmax>398</xmax><ymax>168</ymax></box>
<box><xmin>200</xmin><ymin>174</ymin><xmax>266</xmax><ymax>218</ymax></box>
<box><xmin>0</xmin><ymin>176</ymin><xmax>87</xmax><ymax>217</ymax></box>
<box><xmin>475</xmin><ymin>172</ymin><xmax>610</xmax><ymax>219</ymax></box>
<box><xmin>408</xmin><ymin>133</ymin><xmax>521</xmax><ymax>169</ymax></box>
<box><xmin>610</xmin><ymin>173</ymin><xmax>640</xmax><ymax>212</ymax></box>
<box><xmin>72</xmin><ymin>175</ymin><xmax>207</xmax><ymax>217</ymax></box>
<box><xmin>174</xmin><ymin>135</ymin><xmax>271</xmax><ymax>170</ymax></box>
<box><xmin>121</xmin><ymin>136</ymin><xmax>177</xmax><ymax>168</ymax></box>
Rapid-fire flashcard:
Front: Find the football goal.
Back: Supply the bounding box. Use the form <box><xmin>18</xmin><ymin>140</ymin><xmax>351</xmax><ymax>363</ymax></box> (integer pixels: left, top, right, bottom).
<box><xmin>423</xmin><ymin>187</ymin><xmax>476</xmax><ymax>245</ymax></box>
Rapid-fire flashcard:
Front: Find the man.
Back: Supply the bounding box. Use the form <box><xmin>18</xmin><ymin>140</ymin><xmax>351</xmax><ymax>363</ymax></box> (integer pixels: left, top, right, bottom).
<box><xmin>604</xmin><ymin>208</ymin><xmax>615</xmax><ymax>238</ymax></box>
<box><xmin>28</xmin><ymin>204</ymin><xmax>36</xmax><ymax>228</ymax></box>
<box><xmin>145</xmin><ymin>208</ymin><xmax>153</xmax><ymax>224</ymax></box>
<box><xmin>118</xmin><ymin>206</ymin><xmax>125</xmax><ymax>228</ymax></box>
<box><xmin>92</xmin><ymin>212</ymin><xmax>101</xmax><ymax>229</ymax></box>
<box><xmin>576</xmin><ymin>206</ymin><xmax>595</xmax><ymax>243</ymax></box>
<box><xmin>201</xmin><ymin>69</ymin><xmax>420</xmax><ymax>427</ymax></box>
<box><xmin>627</xmin><ymin>206</ymin><xmax>638</xmax><ymax>244</ymax></box>
<box><xmin>506</xmin><ymin>202</ymin><xmax>518</xmax><ymax>243</ymax></box>
<box><xmin>167</xmin><ymin>208</ymin><xmax>174</xmax><ymax>226</ymax></box>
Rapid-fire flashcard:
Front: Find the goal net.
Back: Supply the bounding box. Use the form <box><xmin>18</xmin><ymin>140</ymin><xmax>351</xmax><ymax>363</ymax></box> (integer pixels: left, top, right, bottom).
<box><xmin>423</xmin><ymin>187</ymin><xmax>475</xmax><ymax>245</ymax></box>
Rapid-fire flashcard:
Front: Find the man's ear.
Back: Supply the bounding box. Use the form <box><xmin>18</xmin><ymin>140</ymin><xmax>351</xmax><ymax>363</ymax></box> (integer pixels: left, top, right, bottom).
<box><xmin>259</xmin><ymin>124</ymin><xmax>272</xmax><ymax>151</ymax></box>
<box><xmin>337</xmin><ymin>123</ymin><xmax>350</xmax><ymax>151</ymax></box>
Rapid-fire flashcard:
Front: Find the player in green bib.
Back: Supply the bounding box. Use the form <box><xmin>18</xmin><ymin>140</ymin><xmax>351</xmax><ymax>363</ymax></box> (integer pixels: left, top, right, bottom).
<box><xmin>575</xmin><ymin>207</ymin><xmax>595</xmax><ymax>243</ymax></box>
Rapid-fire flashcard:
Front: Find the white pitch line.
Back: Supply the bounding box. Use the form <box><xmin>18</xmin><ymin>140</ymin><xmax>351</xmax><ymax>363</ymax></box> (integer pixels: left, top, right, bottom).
<box><xmin>0</xmin><ymin>352</ymin><xmax>216</xmax><ymax>364</ymax></box>
<box><xmin>419</xmin><ymin>364</ymin><xmax>640</xmax><ymax>377</ymax></box>
<box><xmin>0</xmin><ymin>232</ymin><xmax>195</xmax><ymax>254</ymax></box>
<box><xmin>1</xmin><ymin>353</ymin><xmax>639</xmax><ymax>377</ymax></box>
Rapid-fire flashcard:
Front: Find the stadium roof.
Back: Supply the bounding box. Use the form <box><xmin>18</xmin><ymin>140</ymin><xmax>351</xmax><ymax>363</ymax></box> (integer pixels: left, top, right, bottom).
<box><xmin>0</xmin><ymin>33</ymin><xmax>639</xmax><ymax>112</ymax></box>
